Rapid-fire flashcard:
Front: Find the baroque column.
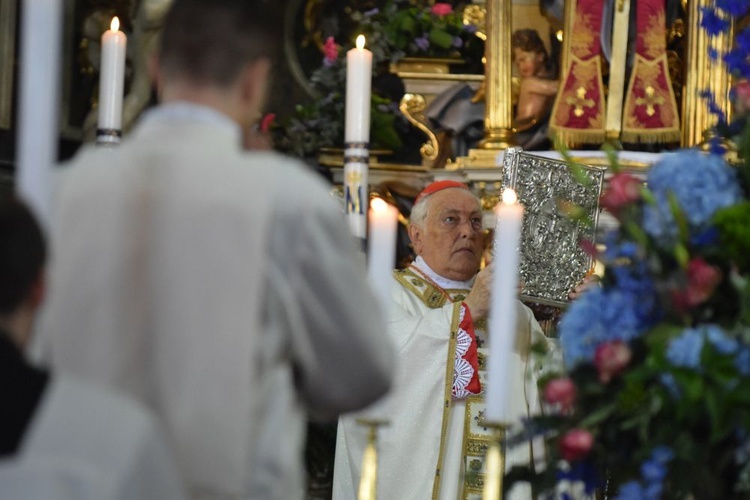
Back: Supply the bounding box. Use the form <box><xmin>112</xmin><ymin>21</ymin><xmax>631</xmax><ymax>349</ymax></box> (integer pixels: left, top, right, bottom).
<box><xmin>682</xmin><ymin>0</ymin><xmax>734</xmax><ymax>147</ymax></box>
<box><xmin>456</xmin><ymin>0</ymin><xmax>514</xmax><ymax>168</ymax></box>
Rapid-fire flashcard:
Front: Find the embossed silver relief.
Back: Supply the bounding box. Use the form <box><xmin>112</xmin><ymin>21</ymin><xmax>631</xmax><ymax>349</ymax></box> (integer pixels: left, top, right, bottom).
<box><xmin>499</xmin><ymin>148</ymin><xmax>606</xmax><ymax>307</ymax></box>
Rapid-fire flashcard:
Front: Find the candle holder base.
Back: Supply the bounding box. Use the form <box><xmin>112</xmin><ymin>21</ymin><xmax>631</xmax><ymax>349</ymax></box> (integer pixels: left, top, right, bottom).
<box><xmin>356</xmin><ymin>419</ymin><xmax>389</xmax><ymax>500</ymax></box>
<box><xmin>96</xmin><ymin>128</ymin><xmax>122</xmax><ymax>146</ymax></box>
<box><xmin>479</xmin><ymin>420</ymin><xmax>509</xmax><ymax>500</ymax></box>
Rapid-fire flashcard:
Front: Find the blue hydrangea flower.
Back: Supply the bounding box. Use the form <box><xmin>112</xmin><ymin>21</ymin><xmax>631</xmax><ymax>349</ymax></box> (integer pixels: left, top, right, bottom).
<box><xmin>700</xmin><ymin>90</ymin><xmax>728</xmax><ymax>123</ymax></box>
<box><xmin>452</xmin><ymin>36</ymin><xmax>463</xmax><ymax>48</ymax></box>
<box><xmin>560</xmin><ymin>279</ymin><xmax>660</xmax><ymax>367</ymax></box>
<box><xmin>690</xmin><ymin>226</ymin><xmax>720</xmax><ymax>247</ymax></box>
<box><xmin>555</xmin><ymin>459</ymin><xmax>600</xmax><ymax>496</ymax></box>
<box><xmin>650</xmin><ymin>446</ymin><xmax>675</xmax><ymax>464</ymax></box>
<box><xmin>659</xmin><ymin>372</ymin><xmax>681</xmax><ymax>398</ymax></box>
<box><xmin>724</xmin><ymin>49</ymin><xmax>750</xmax><ymax>78</ymax></box>
<box><xmin>642</xmin><ymin>446</ymin><xmax>674</xmax><ymax>483</ymax></box>
<box><xmin>641</xmin><ymin>459</ymin><xmax>667</xmax><ymax>483</ymax></box>
<box><xmin>667</xmin><ymin>328</ymin><xmax>705</xmax><ymax>369</ymax></box>
<box><xmin>706</xmin><ymin>325</ymin><xmax>739</xmax><ymax>355</ymax></box>
<box><xmin>644</xmin><ymin>482</ymin><xmax>664</xmax><ymax>500</ymax></box>
<box><xmin>602</xmin><ymin>231</ymin><xmax>640</xmax><ymax>261</ymax></box>
<box><xmin>615</xmin><ymin>481</ymin><xmax>645</xmax><ymax>500</ymax></box>
<box><xmin>701</xmin><ymin>7</ymin><xmax>731</xmax><ymax>36</ymax></box>
<box><xmin>735</xmin><ymin>348</ymin><xmax>750</xmax><ymax>376</ymax></box>
<box><xmin>736</xmin><ymin>27</ymin><xmax>750</xmax><ymax>54</ymax></box>
<box><xmin>415</xmin><ymin>35</ymin><xmax>430</xmax><ymax>51</ymax></box>
<box><xmin>736</xmin><ymin>428</ymin><xmax>750</xmax><ymax>463</ymax></box>
<box><xmin>716</xmin><ymin>0</ymin><xmax>750</xmax><ymax>19</ymax></box>
<box><xmin>642</xmin><ymin>150</ymin><xmax>743</xmax><ymax>245</ymax></box>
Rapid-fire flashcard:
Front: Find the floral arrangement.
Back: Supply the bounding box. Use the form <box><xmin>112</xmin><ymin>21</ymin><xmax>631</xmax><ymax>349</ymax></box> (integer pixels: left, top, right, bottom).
<box><xmin>273</xmin><ymin>1</ymin><xmax>482</xmax><ymax>159</ymax></box>
<box><xmin>351</xmin><ymin>1</ymin><xmax>481</xmax><ymax>62</ymax></box>
<box><xmin>504</xmin><ymin>3</ymin><xmax>750</xmax><ymax>499</ymax></box>
<box><xmin>273</xmin><ymin>34</ymin><xmax>405</xmax><ymax>158</ymax></box>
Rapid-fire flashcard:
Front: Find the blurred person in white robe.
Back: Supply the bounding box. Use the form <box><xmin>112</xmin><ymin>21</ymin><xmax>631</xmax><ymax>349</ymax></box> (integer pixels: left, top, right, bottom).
<box><xmin>0</xmin><ymin>197</ymin><xmax>185</xmax><ymax>500</ymax></box>
<box><xmin>334</xmin><ymin>181</ymin><xmax>553</xmax><ymax>500</ymax></box>
<box><xmin>34</xmin><ymin>1</ymin><xmax>394</xmax><ymax>499</ymax></box>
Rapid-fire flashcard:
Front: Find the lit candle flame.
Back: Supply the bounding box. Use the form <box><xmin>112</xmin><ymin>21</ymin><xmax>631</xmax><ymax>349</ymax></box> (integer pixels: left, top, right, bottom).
<box><xmin>356</xmin><ymin>35</ymin><xmax>366</xmax><ymax>50</ymax></box>
<box><xmin>110</xmin><ymin>16</ymin><xmax>120</xmax><ymax>32</ymax></box>
<box><xmin>370</xmin><ymin>197</ymin><xmax>387</xmax><ymax>213</ymax></box>
<box><xmin>502</xmin><ymin>188</ymin><xmax>517</xmax><ymax>205</ymax></box>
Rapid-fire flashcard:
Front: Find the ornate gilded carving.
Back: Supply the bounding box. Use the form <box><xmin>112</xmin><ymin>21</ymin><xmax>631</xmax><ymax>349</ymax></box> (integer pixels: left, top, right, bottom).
<box><xmin>399</xmin><ymin>93</ymin><xmax>440</xmax><ymax>166</ymax></box>
<box><xmin>502</xmin><ymin>148</ymin><xmax>605</xmax><ymax>306</ymax></box>
<box><xmin>462</xmin><ymin>4</ymin><xmax>486</xmax><ymax>41</ymax></box>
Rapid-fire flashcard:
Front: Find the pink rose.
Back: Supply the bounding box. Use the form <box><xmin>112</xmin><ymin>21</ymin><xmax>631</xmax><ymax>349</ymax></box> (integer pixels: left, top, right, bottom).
<box><xmin>559</xmin><ymin>429</ymin><xmax>594</xmax><ymax>462</ymax></box>
<box><xmin>259</xmin><ymin>113</ymin><xmax>275</xmax><ymax>133</ymax></box>
<box><xmin>323</xmin><ymin>36</ymin><xmax>339</xmax><ymax>65</ymax></box>
<box><xmin>543</xmin><ymin>377</ymin><xmax>577</xmax><ymax>411</ymax></box>
<box><xmin>672</xmin><ymin>257</ymin><xmax>722</xmax><ymax>310</ymax></box>
<box><xmin>734</xmin><ymin>80</ymin><xmax>750</xmax><ymax>113</ymax></box>
<box><xmin>600</xmin><ymin>173</ymin><xmax>642</xmax><ymax>216</ymax></box>
<box><xmin>431</xmin><ymin>3</ymin><xmax>453</xmax><ymax>16</ymax></box>
<box><xmin>594</xmin><ymin>340</ymin><xmax>631</xmax><ymax>383</ymax></box>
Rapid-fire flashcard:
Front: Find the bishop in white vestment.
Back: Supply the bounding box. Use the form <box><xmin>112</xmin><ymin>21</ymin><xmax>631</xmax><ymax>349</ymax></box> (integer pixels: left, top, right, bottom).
<box><xmin>334</xmin><ymin>181</ymin><xmax>551</xmax><ymax>500</ymax></box>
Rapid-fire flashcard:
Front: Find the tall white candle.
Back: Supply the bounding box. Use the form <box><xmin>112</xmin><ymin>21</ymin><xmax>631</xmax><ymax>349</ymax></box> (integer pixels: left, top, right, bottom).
<box><xmin>344</xmin><ymin>35</ymin><xmax>372</xmax><ymax>239</ymax></box>
<box><xmin>97</xmin><ymin>16</ymin><xmax>127</xmax><ymax>140</ymax></box>
<box><xmin>486</xmin><ymin>189</ymin><xmax>524</xmax><ymax>422</ymax></box>
<box><xmin>17</xmin><ymin>0</ymin><xmax>64</xmax><ymax>227</ymax></box>
<box><xmin>345</xmin><ymin>35</ymin><xmax>372</xmax><ymax>143</ymax></box>
<box><xmin>367</xmin><ymin>198</ymin><xmax>399</xmax><ymax>307</ymax></box>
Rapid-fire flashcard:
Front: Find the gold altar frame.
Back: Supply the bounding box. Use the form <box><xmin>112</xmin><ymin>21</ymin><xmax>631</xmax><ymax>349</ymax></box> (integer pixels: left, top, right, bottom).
<box><xmin>0</xmin><ymin>0</ymin><xmax>17</xmax><ymax>130</ymax></box>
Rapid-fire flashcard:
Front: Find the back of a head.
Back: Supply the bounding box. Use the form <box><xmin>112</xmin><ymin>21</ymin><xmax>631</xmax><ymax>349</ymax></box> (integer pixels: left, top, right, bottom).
<box><xmin>0</xmin><ymin>198</ymin><xmax>46</xmax><ymax>315</ymax></box>
<box><xmin>159</xmin><ymin>0</ymin><xmax>279</xmax><ymax>87</ymax></box>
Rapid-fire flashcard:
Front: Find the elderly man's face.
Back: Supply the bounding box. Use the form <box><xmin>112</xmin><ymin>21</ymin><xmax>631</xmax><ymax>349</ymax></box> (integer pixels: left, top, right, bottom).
<box><xmin>409</xmin><ymin>188</ymin><xmax>484</xmax><ymax>281</ymax></box>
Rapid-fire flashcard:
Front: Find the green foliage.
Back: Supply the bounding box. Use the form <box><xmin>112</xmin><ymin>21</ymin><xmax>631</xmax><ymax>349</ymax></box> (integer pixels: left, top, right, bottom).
<box><xmin>274</xmin><ymin>1</ymin><xmax>482</xmax><ymax>159</ymax></box>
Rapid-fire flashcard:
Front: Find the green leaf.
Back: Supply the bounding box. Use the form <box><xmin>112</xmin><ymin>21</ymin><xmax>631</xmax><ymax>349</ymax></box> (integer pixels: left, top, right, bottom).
<box><xmin>674</xmin><ymin>243</ymin><xmax>690</xmax><ymax>269</ymax></box>
<box><xmin>602</xmin><ymin>143</ymin><xmax>621</xmax><ymax>173</ymax></box>
<box><xmin>667</xmin><ymin>191</ymin><xmax>690</xmax><ymax>244</ymax></box>
<box><xmin>579</xmin><ymin>403</ymin><xmax>618</xmax><ymax>427</ymax></box>
<box><xmin>428</xmin><ymin>28</ymin><xmax>454</xmax><ymax>50</ymax></box>
<box><xmin>705</xmin><ymin>388</ymin><xmax>730</xmax><ymax>443</ymax></box>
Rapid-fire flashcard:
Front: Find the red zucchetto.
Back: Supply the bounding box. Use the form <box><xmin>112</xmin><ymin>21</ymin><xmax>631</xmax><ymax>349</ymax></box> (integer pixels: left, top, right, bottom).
<box><xmin>414</xmin><ymin>180</ymin><xmax>470</xmax><ymax>205</ymax></box>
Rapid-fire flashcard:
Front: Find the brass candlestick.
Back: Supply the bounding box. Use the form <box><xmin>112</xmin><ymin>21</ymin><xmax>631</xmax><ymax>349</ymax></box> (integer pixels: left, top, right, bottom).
<box><xmin>482</xmin><ymin>421</ymin><xmax>509</xmax><ymax>500</ymax></box>
<box><xmin>356</xmin><ymin>419</ymin><xmax>389</xmax><ymax>500</ymax></box>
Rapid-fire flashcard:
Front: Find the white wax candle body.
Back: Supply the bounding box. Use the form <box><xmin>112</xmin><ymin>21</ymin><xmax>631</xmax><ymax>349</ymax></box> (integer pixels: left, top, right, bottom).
<box><xmin>345</xmin><ymin>38</ymin><xmax>372</xmax><ymax>143</ymax></box>
<box><xmin>98</xmin><ymin>20</ymin><xmax>127</xmax><ymax>131</ymax></box>
<box><xmin>17</xmin><ymin>0</ymin><xmax>64</xmax><ymax>227</ymax></box>
<box><xmin>485</xmin><ymin>194</ymin><xmax>524</xmax><ymax>423</ymax></box>
<box><xmin>367</xmin><ymin>199</ymin><xmax>399</xmax><ymax>307</ymax></box>
<box><xmin>344</xmin><ymin>156</ymin><xmax>368</xmax><ymax>239</ymax></box>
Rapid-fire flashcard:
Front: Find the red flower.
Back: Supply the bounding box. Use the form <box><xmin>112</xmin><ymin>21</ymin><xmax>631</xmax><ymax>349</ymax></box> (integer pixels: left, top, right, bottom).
<box><xmin>734</xmin><ymin>80</ymin><xmax>750</xmax><ymax>113</ymax></box>
<box><xmin>259</xmin><ymin>113</ymin><xmax>276</xmax><ymax>133</ymax></box>
<box><xmin>671</xmin><ymin>258</ymin><xmax>722</xmax><ymax>310</ymax></box>
<box><xmin>431</xmin><ymin>3</ymin><xmax>453</xmax><ymax>16</ymax></box>
<box><xmin>559</xmin><ymin>429</ymin><xmax>594</xmax><ymax>462</ymax></box>
<box><xmin>323</xmin><ymin>36</ymin><xmax>339</xmax><ymax>65</ymax></box>
<box><xmin>594</xmin><ymin>340</ymin><xmax>632</xmax><ymax>383</ymax></box>
<box><xmin>543</xmin><ymin>377</ymin><xmax>577</xmax><ymax>411</ymax></box>
<box><xmin>600</xmin><ymin>173</ymin><xmax>642</xmax><ymax>216</ymax></box>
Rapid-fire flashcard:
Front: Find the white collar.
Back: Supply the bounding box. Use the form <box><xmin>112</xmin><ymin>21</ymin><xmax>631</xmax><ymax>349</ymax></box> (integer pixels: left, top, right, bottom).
<box><xmin>411</xmin><ymin>256</ymin><xmax>475</xmax><ymax>290</ymax></box>
<box><xmin>140</xmin><ymin>102</ymin><xmax>241</xmax><ymax>141</ymax></box>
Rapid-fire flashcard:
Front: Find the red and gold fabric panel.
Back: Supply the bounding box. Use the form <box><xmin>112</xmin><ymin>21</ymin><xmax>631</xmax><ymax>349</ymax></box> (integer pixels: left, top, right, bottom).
<box><xmin>549</xmin><ymin>0</ymin><xmax>607</xmax><ymax>146</ymax></box>
<box><xmin>621</xmin><ymin>0</ymin><xmax>681</xmax><ymax>143</ymax></box>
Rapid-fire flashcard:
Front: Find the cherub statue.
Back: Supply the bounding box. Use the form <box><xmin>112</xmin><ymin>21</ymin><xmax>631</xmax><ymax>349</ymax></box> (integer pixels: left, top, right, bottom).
<box><xmin>511</xmin><ymin>28</ymin><xmax>559</xmax><ymax>148</ymax></box>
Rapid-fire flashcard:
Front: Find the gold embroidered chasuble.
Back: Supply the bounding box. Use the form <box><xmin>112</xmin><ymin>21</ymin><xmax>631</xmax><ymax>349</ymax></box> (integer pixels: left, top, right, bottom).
<box><xmin>333</xmin><ymin>268</ymin><xmax>549</xmax><ymax>500</ymax></box>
